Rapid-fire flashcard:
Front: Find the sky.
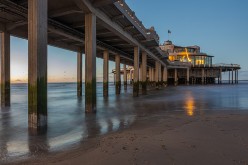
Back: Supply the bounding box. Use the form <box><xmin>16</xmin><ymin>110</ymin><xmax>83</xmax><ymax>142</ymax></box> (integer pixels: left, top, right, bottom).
<box><xmin>9</xmin><ymin>0</ymin><xmax>248</xmax><ymax>83</ymax></box>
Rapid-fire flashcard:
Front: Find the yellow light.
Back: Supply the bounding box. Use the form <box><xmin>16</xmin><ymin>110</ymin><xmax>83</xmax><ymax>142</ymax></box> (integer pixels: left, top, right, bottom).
<box><xmin>196</xmin><ymin>60</ymin><xmax>204</xmax><ymax>65</ymax></box>
<box><xmin>185</xmin><ymin>48</ymin><xmax>192</xmax><ymax>62</ymax></box>
<box><xmin>185</xmin><ymin>96</ymin><xmax>195</xmax><ymax>116</ymax></box>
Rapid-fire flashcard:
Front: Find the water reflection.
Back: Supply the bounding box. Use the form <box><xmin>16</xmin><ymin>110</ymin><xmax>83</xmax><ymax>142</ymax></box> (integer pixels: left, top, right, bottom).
<box><xmin>1</xmin><ymin>83</ymin><xmax>248</xmax><ymax>163</ymax></box>
<box><xmin>184</xmin><ymin>92</ymin><xmax>196</xmax><ymax>116</ymax></box>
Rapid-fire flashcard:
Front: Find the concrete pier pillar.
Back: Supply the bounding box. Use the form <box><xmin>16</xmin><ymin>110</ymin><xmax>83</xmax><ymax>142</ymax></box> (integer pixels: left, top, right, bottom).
<box><xmin>155</xmin><ymin>61</ymin><xmax>159</xmax><ymax>89</ymax></box>
<box><xmin>28</xmin><ymin>0</ymin><xmax>48</xmax><ymax>129</ymax></box>
<box><xmin>151</xmin><ymin>68</ymin><xmax>154</xmax><ymax>82</ymax></box>
<box><xmin>237</xmin><ymin>70</ymin><xmax>239</xmax><ymax>84</ymax></box>
<box><xmin>201</xmin><ymin>69</ymin><xmax>205</xmax><ymax>85</ymax></box>
<box><xmin>77</xmin><ymin>52</ymin><xmax>82</xmax><ymax>97</ymax></box>
<box><xmin>141</xmin><ymin>52</ymin><xmax>147</xmax><ymax>94</ymax></box>
<box><xmin>229</xmin><ymin>71</ymin><xmax>231</xmax><ymax>84</ymax></box>
<box><xmin>130</xmin><ymin>70</ymin><xmax>133</xmax><ymax>84</ymax></box>
<box><xmin>85</xmin><ymin>13</ymin><xmax>96</xmax><ymax>113</ymax></box>
<box><xmin>103</xmin><ymin>50</ymin><xmax>109</xmax><ymax>97</ymax></box>
<box><xmin>1</xmin><ymin>32</ymin><xmax>10</xmax><ymax>107</ymax></box>
<box><xmin>123</xmin><ymin>64</ymin><xmax>127</xmax><ymax>90</ymax></box>
<box><xmin>148</xmin><ymin>68</ymin><xmax>152</xmax><ymax>83</ymax></box>
<box><xmin>219</xmin><ymin>68</ymin><xmax>222</xmax><ymax>84</ymax></box>
<box><xmin>163</xmin><ymin>67</ymin><xmax>168</xmax><ymax>86</ymax></box>
<box><xmin>158</xmin><ymin>63</ymin><xmax>162</xmax><ymax>85</ymax></box>
<box><xmin>139</xmin><ymin>64</ymin><xmax>142</xmax><ymax>81</ymax></box>
<box><xmin>186</xmin><ymin>68</ymin><xmax>190</xmax><ymax>85</ymax></box>
<box><xmin>115</xmin><ymin>54</ymin><xmax>121</xmax><ymax>95</ymax></box>
<box><xmin>133</xmin><ymin>47</ymin><xmax>140</xmax><ymax>97</ymax></box>
<box><xmin>232</xmin><ymin>69</ymin><xmax>234</xmax><ymax>84</ymax></box>
<box><xmin>174</xmin><ymin>68</ymin><xmax>178</xmax><ymax>86</ymax></box>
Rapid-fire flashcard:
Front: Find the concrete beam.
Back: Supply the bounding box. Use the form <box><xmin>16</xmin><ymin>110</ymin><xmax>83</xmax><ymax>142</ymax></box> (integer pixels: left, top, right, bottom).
<box><xmin>1</xmin><ymin>32</ymin><xmax>10</xmax><ymax>107</ymax></box>
<box><xmin>133</xmin><ymin>46</ymin><xmax>139</xmax><ymax>97</ymax></box>
<box><xmin>115</xmin><ymin>54</ymin><xmax>121</xmax><ymax>94</ymax></box>
<box><xmin>93</xmin><ymin>0</ymin><xmax>119</xmax><ymax>7</ymax></box>
<box><xmin>28</xmin><ymin>0</ymin><xmax>48</xmax><ymax>129</ymax></box>
<box><xmin>49</xmin><ymin>6</ymin><xmax>83</xmax><ymax>18</ymax></box>
<box><xmin>77</xmin><ymin>51</ymin><xmax>83</xmax><ymax>97</ymax></box>
<box><xmin>85</xmin><ymin>13</ymin><xmax>96</xmax><ymax>113</ymax></box>
<box><xmin>103</xmin><ymin>50</ymin><xmax>109</xmax><ymax>97</ymax></box>
<box><xmin>74</xmin><ymin>0</ymin><xmax>167</xmax><ymax>67</ymax></box>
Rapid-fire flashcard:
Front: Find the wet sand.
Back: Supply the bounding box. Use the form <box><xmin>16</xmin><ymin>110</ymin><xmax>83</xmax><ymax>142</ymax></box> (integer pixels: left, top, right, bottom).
<box><xmin>10</xmin><ymin>111</ymin><xmax>248</xmax><ymax>165</ymax></box>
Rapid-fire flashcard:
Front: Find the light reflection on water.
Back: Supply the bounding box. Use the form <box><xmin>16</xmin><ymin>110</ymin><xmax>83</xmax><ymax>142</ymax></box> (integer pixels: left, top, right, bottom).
<box><xmin>184</xmin><ymin>92</ymin><xmax>195</xmax><ymax>116</ymax></box>
<box><xmin>1</xmin><ymin>82</ymin><xmax>248</xmax><ymax>163</ymax></box>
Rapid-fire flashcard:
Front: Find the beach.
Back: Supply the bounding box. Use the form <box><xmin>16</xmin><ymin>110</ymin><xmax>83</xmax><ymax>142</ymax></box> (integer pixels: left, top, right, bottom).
<box><xmin>1</xmin><ymin>83</ymin><xmax>248</xmax><ymax>165</ymax></box>
<box><xmin>9</xmin><ymin>110</ymin><xmax>248</xmax><ymax>165</ymax></box>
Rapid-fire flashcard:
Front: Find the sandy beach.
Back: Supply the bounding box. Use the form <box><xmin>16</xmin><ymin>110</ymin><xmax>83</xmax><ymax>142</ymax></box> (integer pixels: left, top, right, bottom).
<box><xmin>9</xmin><ymin>110</ymin><xmax>248</xmax><ymax>165</ymax></box>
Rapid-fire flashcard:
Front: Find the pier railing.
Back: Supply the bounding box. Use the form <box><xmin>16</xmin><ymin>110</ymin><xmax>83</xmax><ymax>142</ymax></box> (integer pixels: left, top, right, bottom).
<box><xmin>116</xmin><ymin>0</ymin><xmax>159</xmax><ymax>45</ymax></box>
<box><xmin>213</xmin><ymin>63</ymin><xmax>241</xmax><ymax>68</ymax></box>
<box><xmin>146</xmin><ymin>27</ymin><xmax>160</xmax><ymax>45</ymax></box>
<box><xmin>116</xmin><ymin>0</ymin><xmax>147</xmax><ymax>37</ymax></box>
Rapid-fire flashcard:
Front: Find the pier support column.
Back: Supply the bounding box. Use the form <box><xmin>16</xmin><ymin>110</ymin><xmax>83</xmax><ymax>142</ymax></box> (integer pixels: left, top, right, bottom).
<box><xmin>174</xmin><ymin>68</ymin><xmax>178</xmax><ymax>86</ymax></box>
<box><xmin>133</xmin><ymin>47</ymin><xmax>140</xmax><ymax>97</ymax></box>
<box><xmin>151</xmin><ymin>68</ymin><xmax>154</xmax><ymax>84</ymax></box>
<box><xmin>141</xmin><ymin>51</ymin><xmax>147</xmax><ymax>94</ymax></box>
<box><xmin>77</xmin><ymin>52</ymin><xmax>82</xmax><ymax>97</ymax></box>
<box><xmin>103</xmin><ymin>50</ymin><xmax>109</xmax><ymax>97</ymax></box>
<box><xmin>1</xmin><ymin>32</ymin><xmax>10</xmax><ymax>107</ymax></box>
<box><xmin>163</xmin><ymin>67</ymin><xmax>168</xmax><ymax>86</ymax></box>
<box><xmin>158</xmin><ymin>63</ymin><xmax>162</xmax><ymax>86</ymax></box>
<box><xmin>229</xmin><ymin>71</ymin><xmax>231</xmax><ymax>84</ymax></box>
<box><xmin>130</xmin><ymin>70</ymin><xmax>133</xmax><ymax>84</ymax></box>
<box><xmin>28</xmin><ymin>0</ymin><xmax>48</xmax><ymax>129</ymax></box>
<box><xmin>85</xmin><ymin>13</ymin><xmax>96</xmax><ymax>113</ymax></box>
<box><xmin>115</xmin><ymin>54</ymin><xmax>121</xmax><ymax>95</ymax></box>
<box><xmin>232</xmin><ymin>69</ymin><xmax>234</xmax><ymax>84</ymax></box>
<box><xmin>235</xmin><ymin>70</ymin><xmax>237</xmax><ymax>84</ymax></box>
<box><xmin>148</xmin><ymin>67</ymin><xmax>152</xmax><ymax>84</ymax></box>
<box><xmin>155</xmin><ymin>61</ymin><xmax>159</xmax><ymax>89</ymax></box>
<box><xmin>123</xmin><ymin>64</ymin><xmax>127</xmax><ymax>90</ymax></box>
<box><xmin>219</xmin><ymin>68</ymin><xmax>222</xmax><ymax>84</ymax></box>
<box><xmin>186</xmin><ymin>68</ymin><xmax>190</xmax><ymax>85</ymax></box>
<box><xmin>201</xmin><ymin>69</ymin><xmax>205</xmax><ymax>85</ymax></box>
<box><xmin>237</xmin><ymin>70</ymin><xmax>239</xmax><ymax>84</ymax></box>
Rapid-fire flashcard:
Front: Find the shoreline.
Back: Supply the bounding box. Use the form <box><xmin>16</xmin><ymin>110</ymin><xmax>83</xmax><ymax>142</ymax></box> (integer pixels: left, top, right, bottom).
<box><xmin>5</xmin><ymin>110</ymin><xmax>248</xmax><ymax>165</ymax></box>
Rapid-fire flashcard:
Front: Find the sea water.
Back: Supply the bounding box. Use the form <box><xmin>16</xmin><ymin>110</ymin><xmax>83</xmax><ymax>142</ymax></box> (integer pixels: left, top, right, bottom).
<box><xmin>1</xmin><ymin>82</ymin><xmax>248</xmax><ymax>162</ymax></box>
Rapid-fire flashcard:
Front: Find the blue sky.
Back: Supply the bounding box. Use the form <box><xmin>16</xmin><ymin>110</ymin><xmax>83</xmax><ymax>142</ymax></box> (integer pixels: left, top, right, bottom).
<box><xmin>10</xmin><ymin>0</ymin><xmax>248</xmax><ymax>82</ymax></box>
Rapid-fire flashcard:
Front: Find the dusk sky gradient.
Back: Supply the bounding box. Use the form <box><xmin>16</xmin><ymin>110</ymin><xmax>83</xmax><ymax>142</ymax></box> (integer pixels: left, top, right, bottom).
<box><xmin>10</xmin><ymin>0</ymin><xmax>248</xmax><ymax>83</ymax></box>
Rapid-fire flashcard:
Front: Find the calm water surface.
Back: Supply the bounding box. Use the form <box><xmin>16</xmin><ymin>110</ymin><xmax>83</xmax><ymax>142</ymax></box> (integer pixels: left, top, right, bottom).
<box><xmin>1</xmin><ymin>82</ymin><xmax>248</xmax><ymax>163</ymax></box>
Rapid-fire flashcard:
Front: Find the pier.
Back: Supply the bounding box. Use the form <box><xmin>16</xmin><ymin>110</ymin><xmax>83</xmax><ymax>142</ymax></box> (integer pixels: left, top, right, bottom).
<box><xmin>0</xmin><ymin>0</ymin><xmax>241</xmax><ymax>132</ymax></box>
